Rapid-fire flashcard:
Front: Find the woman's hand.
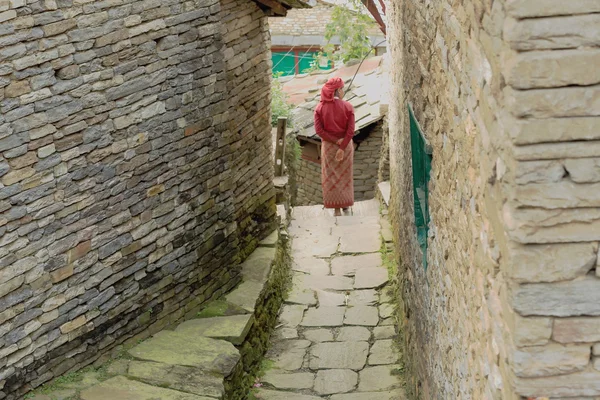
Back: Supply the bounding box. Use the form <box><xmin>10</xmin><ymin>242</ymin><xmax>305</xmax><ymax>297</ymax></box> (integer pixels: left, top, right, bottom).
<box><xmin>336</xmin><ymin>138</ymin><xmax>343</xmax><ymax>146</ymax></box>
<box><xmin>335</xmin><ymin>148</ymin><xmax>344</xmax><ymax>161</ymax></box>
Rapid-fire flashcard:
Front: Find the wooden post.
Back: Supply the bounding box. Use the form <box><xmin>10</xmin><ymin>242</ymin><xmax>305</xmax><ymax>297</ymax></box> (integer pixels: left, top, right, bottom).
<box><xmin>274</xmin><ymin>117</ymin><xmax>287</xmax><ymax>176</ymax></box>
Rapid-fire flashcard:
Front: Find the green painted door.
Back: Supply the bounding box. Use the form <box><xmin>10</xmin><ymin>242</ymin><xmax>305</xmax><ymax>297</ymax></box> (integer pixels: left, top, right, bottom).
<box><xmin>272</xmin><ymin>51</ymin><xmax>296</xmax><ymax>76</ymax></box>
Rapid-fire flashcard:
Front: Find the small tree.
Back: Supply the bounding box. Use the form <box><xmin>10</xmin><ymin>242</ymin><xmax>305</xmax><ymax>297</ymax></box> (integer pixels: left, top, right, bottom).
<box><xmin>270</xmin><ymin>72</ymin><xmax>293</xmax><ymax>127</ymax></box>
<box><xmin>324</xmin><ymin>0</ymin><xmax>374</xmax><ymax>64</ymax></box>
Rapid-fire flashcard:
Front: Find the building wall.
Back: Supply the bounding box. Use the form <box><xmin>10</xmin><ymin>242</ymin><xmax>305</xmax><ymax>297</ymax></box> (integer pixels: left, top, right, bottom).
<box><xmin>0</xmin><ymin>0</ymin><xmax>276</xmax><ymax>397</ymax></box>
<box><xmin>295</xmin><ymin>122</ymin><xmax>385</xmax><ymax>206</ymax></box>
<box><xmin>389</xmin><ymin>0</ymin><xmax>600</xmax><ymax>398</ymax></box>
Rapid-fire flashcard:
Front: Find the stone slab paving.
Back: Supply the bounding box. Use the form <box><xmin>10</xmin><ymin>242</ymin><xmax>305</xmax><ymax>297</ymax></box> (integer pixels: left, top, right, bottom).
<box><xmin>259</xmin><ymin>203</ymin><xmax>407</xmax><ymax>399</ymax></box>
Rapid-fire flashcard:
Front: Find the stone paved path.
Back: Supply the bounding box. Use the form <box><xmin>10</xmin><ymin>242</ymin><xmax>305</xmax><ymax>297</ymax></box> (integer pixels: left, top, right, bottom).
<box><xmin>254</xmin><ymin>200</ymin><xmax>407</xmax><ymax>400</ymax></box>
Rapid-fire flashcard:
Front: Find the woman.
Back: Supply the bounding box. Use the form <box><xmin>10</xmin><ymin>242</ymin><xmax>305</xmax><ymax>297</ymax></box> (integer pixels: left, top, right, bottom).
<box><xmin>314</xmin><ymin>77</ymin><xmax>355</xmax><ymax>217</ymax></box>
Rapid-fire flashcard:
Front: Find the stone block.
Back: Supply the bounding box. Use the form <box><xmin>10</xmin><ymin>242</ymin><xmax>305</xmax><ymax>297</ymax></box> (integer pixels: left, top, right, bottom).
<box><xmin>506</xmin><ymin>0</ymin><xmax>600</xmax><ymax>18</ymax></box>
<box><xmin>505</xmin><ymin>14</ymin><xmax>600</xmax><ymax>51</ymax></box>
<box><xmin>512</xmin><ymin>276</ymin><xmax>600</xmax><ymax>316</ymax></box>
<box><xmin>554</xmin><ymin>317</ymin><xmax>600</xmax><ymax>343</ymax></box>
<box><xmin>176</xmin><ymin>314</ymin><xmax>254</xmax><ymax>345</ymax></box>
<box><xmin>506</xmin><ymin>86</ymin><xmax>600</xmax><ymax>119</ymax></box>
<box><xmin>565</xmin><ymin>158</ymin><xmax>600</xmax><ymax>183</ymax></box>
<box><xmin>506</xmin><ymin>242</ymin><xmax>597</xmax><ymax>283</ymax></box>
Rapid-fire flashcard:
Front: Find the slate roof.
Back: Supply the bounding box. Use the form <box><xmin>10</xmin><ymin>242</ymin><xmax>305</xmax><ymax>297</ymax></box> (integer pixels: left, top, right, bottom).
<box><xmin>288</xmin><ymin>57</ymin><xmax>387</xmax><ymax>141</ymax></box>
<box><xmin>269</xmin><ymin>0</ymin><xmax>381</xmax><ymax>38</ymax></box>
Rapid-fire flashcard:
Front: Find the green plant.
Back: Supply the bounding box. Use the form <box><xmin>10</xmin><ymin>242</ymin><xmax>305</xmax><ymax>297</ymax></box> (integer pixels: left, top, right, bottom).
<box><xmin>271</xmin><ymin>72</ymin><xmax>293</xmax><ymax>127</ymax></box>
<box><xmin>323</xmin><ymin>0</ymin><xmax>374</xmax><ymax>64</ymax></box>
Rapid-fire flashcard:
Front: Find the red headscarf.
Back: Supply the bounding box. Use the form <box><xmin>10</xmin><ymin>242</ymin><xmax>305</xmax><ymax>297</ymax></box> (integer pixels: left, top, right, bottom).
<box><xmin>320</xmin><ymin>77</ymin><xmax>344</xmax><ymax>102</ymax></box>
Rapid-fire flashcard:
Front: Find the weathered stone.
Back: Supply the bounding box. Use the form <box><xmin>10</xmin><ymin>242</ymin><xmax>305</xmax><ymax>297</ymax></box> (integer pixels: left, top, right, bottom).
<box><xmin>513</xmin><ymin>276</ymin><xmax>600</xmax><ymax>316</ymax></box>
<box><xmin>344</xmin><ymin>306</ymin><xmax>379</xmax><ymax>326</ymax></box>
<box><xmin>357</xmin><ymin>365</ymin><xmax>401</xmax><ymax>392</ymax></box>
<box><xmin>368</xmin><ymin>340</ymin><xmax>398</xmax><ymax>365</ymax></box>
<box><xmin>309</xmin><ymin>341</ymin><xmax>368</xmax><ymax>370</ymax></box>
<box><xmin>514</xmin><ymin>370</ymin><xmax>600</xmax><ymax>397</ymax></box>
<box><xmin>505</xmin><ymin>14</ymin><xmax>600</xmax><ymax>51</ymax></box>
<box><xmin>292</xmin><ymin>257</ymin><xmax>329</xmax><ymax>276</ymax></box>
<box><xmin>304</xmin><ymin>329</ymin><xmax>333</xmax><ymax>342</ymax></box>
<box><xmin>507</xmin><ymin>49</ymin><xmax>600</xmax><ymax>89</ymax></box>
<box><xmin>348</xmin><ymin>290</ymin><xmax>377</xmax><ymax>306</ymax></box>
<box><xmin>296</xmin><ymin>275</ymin><xmax>353</xmax><ymax>291</ymax></box>
<box><xmin>337</xmin><ymin>326</ymin><xmax>371</xmax><ymax>342</ymax></box>
<box><xmin>301</xmin><ymin>306</ymin><xmax>345</xmax><ymax>327</ymax></box>
<box><xmin>510</xmin><ymin>314</ymin><xmax>552</xmax><ymax>347</ymax></box>
<box><xmin>316</xmin><ymin>289</ymin><xmax>345</xmax><ymax>307</ymax></box>
<box><xmin>287</xmin><ymin>286</ymin><xmax>316</xmax><ymax>306</ymax></box>
<box><xmin>330</xmin><ymin>391</ymin><xmax>407</xmax><ymax>400</ymax></box>
<box><xmin>314</xmin><ymin>369</ymin><xmax>357</xmax><ymax>395</ymax></box>
<box><xmin>553</xmin><ymin>317</ymin><xmax>600</xmax><ymax>343</ymax></box>
<box><xmin>514</xmin><ymin>161</ymin><xmax>565</xmax><ymax>185</ymax></box>
<box><xmin>128</xmin><ymin>331</ymin><xmax>240</xmax><ymax>376</ymax></box>
<box><xmin>354</xmin><ymin>268</ymin><xmax>388</xmax><ymax>289</ymax></box>
<box><xmin>80</xmin><ymin>376</ymin><xmax>207</xmax><ymax>400</ymax></box>
<box><xmin>255</xmin><ymin>390</ymin><xmax>321</xmax><ymax>400</ymax></box>
<box><xmin>176</xmin><ymin>314</ymin><xmax>253</xmax><ymax>345</ymax></box>
<box><xmin>262</xmin><ymin>371</ymin><xmax>315</xmax><ymax>390</ymax></box>
<box><xmin>331</xmin><ymin>253</ymin><xmax>381</xmax><ymax>276</ymax></box>
<box><xmin>379</xmin><ymin>303</ymin><xmax>395</xmax><ymax>319</ymax></box>
<box><xmin>280</xmin><ymin>304</ymin><xmax>307</xmax><ymax>328</ymax></box>
<box><xmin>564</xmin><ymin>158</ymin><xmax>600</xmax><ymax>183</ymax></box>
<box><xmin>506</xmin><ymin>86</ymin><xmax>600</xmax><ymax>119</ymax></box>
<box><xmin>373</xmin><ymin>325</ymin><xmax>396</xmax><ymax>340</ymax></box>
<box><xmin>270</xmin><ymin>340</ymin><xmax>311</xmax><ymax>371</ymax></box>
<box><xmin>127</xmin><ymin>361</ymin><xmax>224</xmax><ymax>398</ymax></box>
<box><xmin>512</xmin><ymin>343</ymin><xmax>590</xmax><ymax>378</ymax></box>
<box><xmin>337</xmin><ymin>224</ymin><xmax>380</xmax><ymax>254</ymax></box>
<box><xmin>506</xmin><ymin>0</ymin><xmax>600</xmax><ymax>18</ymax></box>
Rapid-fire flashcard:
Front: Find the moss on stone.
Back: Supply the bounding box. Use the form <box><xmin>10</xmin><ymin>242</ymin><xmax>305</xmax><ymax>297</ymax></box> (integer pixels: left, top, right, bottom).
<box><xmin>196</xmin><ymin>300</ymin><xmax>247</xmax><ymax>318</ymax></box>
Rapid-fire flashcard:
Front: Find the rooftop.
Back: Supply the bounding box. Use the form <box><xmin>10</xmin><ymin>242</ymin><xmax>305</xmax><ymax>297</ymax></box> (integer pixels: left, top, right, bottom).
<box><xmin>268</xmin><ymin>0</ymin><xmax>382</xmax><ymax>38</ymax></box>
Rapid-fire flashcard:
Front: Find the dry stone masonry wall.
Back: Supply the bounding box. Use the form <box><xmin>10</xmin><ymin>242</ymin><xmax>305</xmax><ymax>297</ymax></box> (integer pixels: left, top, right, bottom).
<box><xmin>388</xmin><ymin>0</ymin><xmax>600</xmax><ymax>398</ymax></box>
<box><xmin>0</xmin><ymin>0</ymin><xmax>276</xmax><ymax>397</ymax></box>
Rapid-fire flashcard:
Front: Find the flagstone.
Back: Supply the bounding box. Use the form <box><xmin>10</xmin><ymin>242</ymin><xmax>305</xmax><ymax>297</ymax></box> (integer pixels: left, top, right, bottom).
<box><xmin>314</xmin><ymin>369</ymin><xmax>358</xmax><ymax>395</ymax></box>
<box><xmin>348</xmin><ymin>290</ymin><xmax>378</xmax><ymax>306</ymax></box>
<box><xmin>292</xmin><ymin>257</ymin><xmax>330</xmax><ymax>275</ymax></box>
<box><xmin>344</xmin><ymin>306</ymin><xmax>379</xmax><ymax>326</ymax></box>
<box><xmin>354</xmin><ymin>268</ymin><xmax>389</xmax><ymax>289</ymax></box>
<box><xmin>316</xmin><ymin>289</ymin><xmax>346</xmax><ymax>307</ymax></box>
<box><xmin>269</xmin><ymin>340</ymin><xmax>312</xmax><ymax>371</ymax></box>
<box><xmin>368</xmin><ymin>339</ymin><xmax>399</xmax><ymax>365</ymax></box>
<box><xmin>175</xmin><ymin>314</ymin><xmax>254</xmax><ymax>345</ymax></box>
<box><xmin>80</xmin><ymin>376</ymin><xmax>210</xmax><ymax>400</ymax></box>
<box><xmin>358</xmin><ymin>365</ymin><xmax>402</xmax><ymax>392</ymax></box>
<box><xmin>304</xmin><ymin>328</ymin><xmax>334</xmax><ymax>342</ymax></box>
<box><xmin>280</xmin><ymin>305</ymin><xmax>307</xmax><ymax>328</ymax></box>
<box><xmin>262</xmin><ymin>371</ymin><xmax>315</xmax><ymax>390</ymax></box>
<box><xmin>301</xmin><ymin>306</ymin><xmax>346</xmax><ymax>327</ymax></box>
<box><xmin>331</xmin><ymin>253</ymin><xmax>381</xmax><ymax>276</ymax></box>
<box><xmin>309</xmin><ymin>341</ymin><xmax>369</xmax><ymax>370</ymax></box>
<box><xmin>337</xmin><ymin>326</ymin><xmax>371</xmax><ymax>341</ymax></box>
<box><xmin>379</xmin><ymin>303</ymin><xmax>395</xmax><ymax>319</ymax></box>
<box><xmin>373</xmin><ymin>325</ymin><xmax>396</xmax><ymax>340</ymax></box>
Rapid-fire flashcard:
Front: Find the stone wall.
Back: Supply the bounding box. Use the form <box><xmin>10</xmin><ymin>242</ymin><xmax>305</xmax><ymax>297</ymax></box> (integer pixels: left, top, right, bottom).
<box><xmin>388</xmin><ymin>0</ymin><xmax>600</xmax><ymax>398</ymax></box>
<box><xmin>296</xmin><ymin>121</ymin><xmax>385</xmax><ymax>206</ymax></box>
<box><xmin>0</xmin><ymin>0</ymin><xmax>276</xmax><ymax>397</ymax></box>
<box><xmin>387</xmin><ymin>0</ymin><xmax>511</xmax><ymax>398</ymax></box>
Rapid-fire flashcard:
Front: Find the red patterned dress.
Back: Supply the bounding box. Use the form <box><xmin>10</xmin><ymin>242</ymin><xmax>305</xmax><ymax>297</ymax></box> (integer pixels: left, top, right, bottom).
<box><xmin>314</xmin><ymin>97</ymin><xmax>356</xmax><ymax>209</ymax></box>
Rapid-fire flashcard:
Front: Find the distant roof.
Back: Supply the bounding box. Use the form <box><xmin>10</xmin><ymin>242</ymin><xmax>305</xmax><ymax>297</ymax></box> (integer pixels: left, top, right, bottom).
<box><xmin>286</xmin><ymin>56</ymin><xmax>387</xmax><ymax>141</ymax></box>
<box><xmin>268</xmin><ymin>0</ymin><xmax>382</xmax><ymax>38</ymax></box>
<box><xmin>254</xmin><ymin>0</ymin><xmax>311</xmax><ymax>17</ymax></box>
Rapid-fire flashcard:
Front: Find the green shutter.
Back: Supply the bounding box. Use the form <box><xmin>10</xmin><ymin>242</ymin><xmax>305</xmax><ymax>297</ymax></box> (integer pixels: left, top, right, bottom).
<box><xmin>272</xmin><ymin>51</ymin><xmax>296</xmax><ymax>76</ymax></box>
<box><xmin>409</xmin><ymin>105</ymin><xmax>432</xmax><ymax>270</ymax></box>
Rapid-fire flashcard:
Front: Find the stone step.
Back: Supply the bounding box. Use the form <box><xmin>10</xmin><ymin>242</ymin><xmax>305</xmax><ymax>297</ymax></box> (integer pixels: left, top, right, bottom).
<box><xmin>80</xmin><ymin>376</ymin><xmax>213</xmax><ymax>400</ymax></box>
<box><xmin>128</xmin><ymin>330</ymin><xmax>240</xmax><ymax>376</ymax></box>
<box><xmin>225</xmin><ymin>245</ymin><xmax>277</xmax><ymax>313</ymax></box>
<box><xmin>127</xmin><ymin>361</ymin><xmax>225</xmax><ymax>398</ymax></box>
<box><xmin>255</xmin><ymin>389</ymin><xmax>323</xmax><ymax>400</ymax></box>
<box><xmin>176</xmin><ymin>314</ymin><xmax>254</xmax><ymax>345</ymax></box>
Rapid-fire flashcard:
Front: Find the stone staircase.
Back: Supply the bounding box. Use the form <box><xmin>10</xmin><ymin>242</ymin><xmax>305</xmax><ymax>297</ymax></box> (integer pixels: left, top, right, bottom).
<box><xmin>30</xmin><ymin>229</ymin><xmax>289</xmax><ymax>400</ymax></box>
<box><xmin>252</xmin><ymin>200</ymin><xmax>407</xmax><ymax>400</ymax></box>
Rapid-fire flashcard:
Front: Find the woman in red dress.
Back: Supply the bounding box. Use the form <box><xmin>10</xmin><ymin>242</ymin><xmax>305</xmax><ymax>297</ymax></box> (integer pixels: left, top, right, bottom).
<box><xmin>314</xmin><ymin>77</ymin><xmax>356</xmax><ymax>217</ymax></box>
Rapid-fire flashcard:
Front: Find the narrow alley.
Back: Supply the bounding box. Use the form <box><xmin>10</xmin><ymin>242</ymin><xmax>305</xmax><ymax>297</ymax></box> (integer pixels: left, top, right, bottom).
<box><xmin>254</xmin><ymin>200</ymin><xmax>406</xmax><ymax>399</ymax></box>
